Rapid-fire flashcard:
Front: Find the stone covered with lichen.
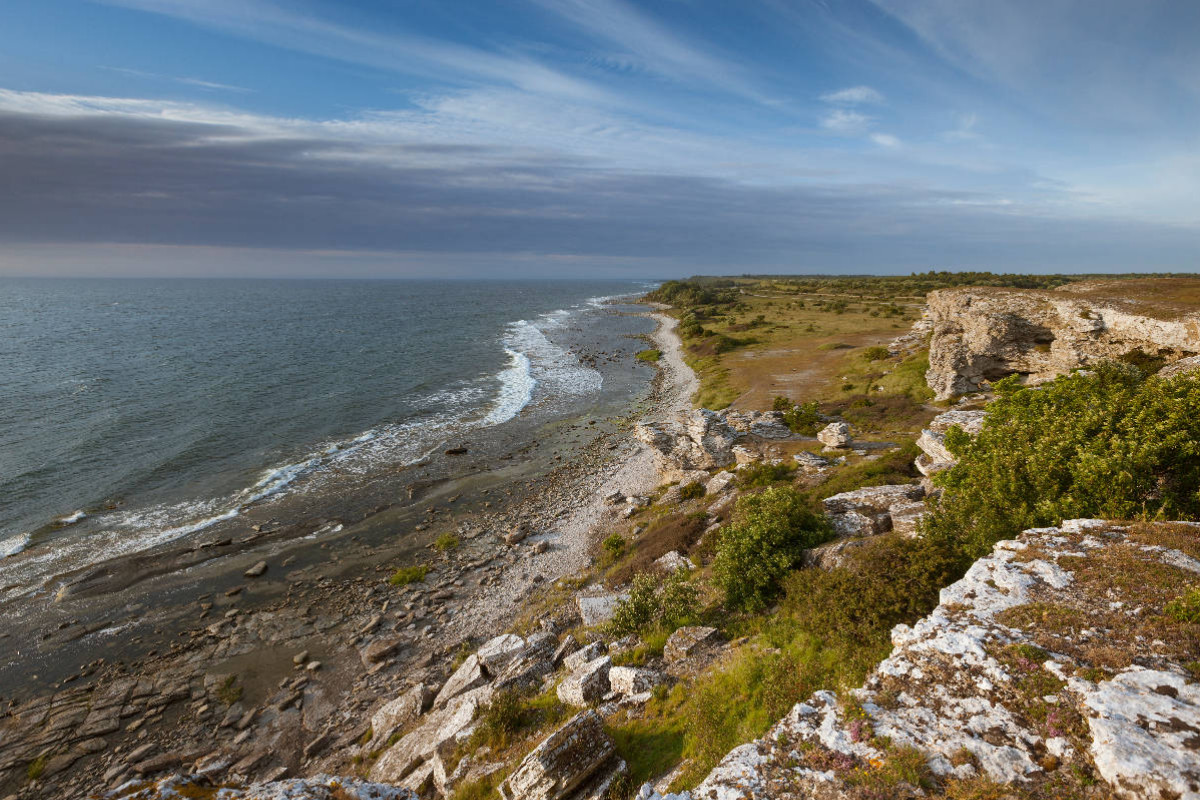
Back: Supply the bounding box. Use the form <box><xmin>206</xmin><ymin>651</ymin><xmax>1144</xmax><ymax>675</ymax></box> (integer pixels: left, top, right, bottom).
<box><xmin>643</xmin><ymin>520</ymin><xmax>1200</xmax><ymax>800</ymax></box>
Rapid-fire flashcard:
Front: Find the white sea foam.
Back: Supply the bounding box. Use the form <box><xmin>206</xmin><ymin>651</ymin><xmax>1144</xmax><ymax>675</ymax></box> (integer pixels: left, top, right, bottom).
<box><xmin>0</xmin><ymin>533</ymin><xmax>30</xmax><ymax>559</ymax></box>
<box><xmin>57</xmin><ymin>510</ymin><xmax>86</xmax><ymax>525</ymax></box>
<box><xmin>0</xmin><ymin>298</ymin><xmax>612</xmax><ymax>597</ymax></box>
<box><xmin>482</xmin><ymin>348</ymin><xmax>535</xmax><ymax>426</ymax></box>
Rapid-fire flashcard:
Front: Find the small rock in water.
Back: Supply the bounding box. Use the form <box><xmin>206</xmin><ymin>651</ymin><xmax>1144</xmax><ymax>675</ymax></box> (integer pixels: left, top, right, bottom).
<box><xmin>244</xmin><ymin>561</ymin><xmax>268</xmax><ymax>578</ymax></box>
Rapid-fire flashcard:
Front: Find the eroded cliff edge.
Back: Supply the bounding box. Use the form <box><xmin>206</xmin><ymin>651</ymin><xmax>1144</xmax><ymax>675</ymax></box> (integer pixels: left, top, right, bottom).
<box><xmin>925</xmin><ymin>279</ymin><xmax>1200</xmax><ymax>399</ymax></box>
<box><xmin>650</xmin><ymin>519</ymin><xmax>1200</xmax><ymax>800</ymax></box>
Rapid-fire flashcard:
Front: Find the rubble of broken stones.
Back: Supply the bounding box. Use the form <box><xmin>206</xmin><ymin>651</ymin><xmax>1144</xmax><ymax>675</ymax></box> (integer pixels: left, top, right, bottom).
<box><xmin>104</xmin><ymin>773</ymin><xmax>417</xmax><ymax>799</ymax></box>
<box><xmin>362</xmin><ymin>623</ymin><xmax>725</xmax><ymax>799</ymax></box>
<box><xmin>640</xmin><ymin>520</ymin><xmax>1200</xmax><ymax>800</ymax></box>
<box><xmin>635</xmin><ymin>409</ymin><xmax>804</xmax><ymax>482</ymax></box>
<box><xmin>886</xmin><ymin>312</ymin><xmax>934</xmax><ymax>357</ymax></box>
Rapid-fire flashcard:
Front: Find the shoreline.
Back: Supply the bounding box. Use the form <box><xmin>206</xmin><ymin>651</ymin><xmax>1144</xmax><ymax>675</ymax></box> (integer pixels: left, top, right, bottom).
<box><xmin>0</xmin><ymin>304</ymin><xmax>696</xmax><ymax>798</ymax></box>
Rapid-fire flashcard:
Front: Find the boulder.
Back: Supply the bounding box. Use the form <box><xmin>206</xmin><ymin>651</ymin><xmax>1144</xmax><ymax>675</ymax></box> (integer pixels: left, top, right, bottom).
<box><xmin>370</xmin><ymin>685</ymin><xmax>493</xmax><ymax>783</ymax></box>
<box><xmin>117</xmin><ymin>774</ymin><xmax>417</xmax><ymax>800</ymax></box>
<box><xmin>816</xmin><ymin>422</ymin><xmax>851</xmax><ymax>450</ymax></box>
<box><xmin>635</xmin><ymin>409</ymin><xmax>739</xmax><ymax>479</ymax></box>
<box><xmin>576</xmin><ymin>592</ymin><xmax>628</xmax><ymax>627</ymax></box>
<box><xmin>371</xmin><ymin>684</ymin><xmax>433</xmax><ymax>743</ymax></box>
<box><xmin>562</xmin><ymin>641</ymin><xmax>607</xmax><ymax>673</ymax></box>
<box><xmin>432</xmin><ymin>654</ymin><xmax>487</xmax><ymax>709</ymax></box>
<box><xmin>608</xmin><ymin>667</ymin><xmax>664</xmax><ymax>696</ymax></box>
<box><xmin>476</xmin><ymin>633</ymin><xmax>527</xmax><ymax>672</ymax></box>
<box><xmin>705</xmin><ymin>470</ymin><xmax>735</xmax><ymax>495</ymax></box>
<box><xmin>664</xmin><ymin>626</ymin><xmax>720</xmax><ymax>664</ymax></box>
<box><xmin>499</xmin><ymin>710</ymin><xmax>616</xmax><ymax>800</ymax></box>
<box><xmin>792</xmin><ymin>451</ymin><xmax>829</xmax><ymax>472</ymax></box>
<box><xmin>915</xmin><ymin>410</ymin><xmax>987</xmax><ymax>475</ymax></box>
<box><xmin>557</xmin><ymin>656</ymin><xmax>611</xmax><ymax>707</ymax></box>
<box><xmin>360</xmin><ymin>636</ymin><xmax>404</xmax><ymax>667</ymax></box>
<box><xmin>822</xmin><ymin>484</ymin><xmax>925</xmax><ymax>539</ymax></box>
<box><xmin>654</xmin><ymin>551</ymin><xmax>693</xmax><ymax>574</ymax></box>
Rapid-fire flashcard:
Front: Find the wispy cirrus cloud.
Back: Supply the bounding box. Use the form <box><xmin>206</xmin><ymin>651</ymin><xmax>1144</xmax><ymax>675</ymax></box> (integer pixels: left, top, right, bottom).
<box><xmin>820</xmin><ymin>108</ymin><xmax>873</xmax><ymax>134</ymax></box>
<box><xmin>104</xmin><ymin>66</ymin><xmax>252</xmax><ymax>93</ymax></box>
<box><xmin>820</xmin><ymin>85</ymin><xmax>884</xmax><ymax>105</ymax></box>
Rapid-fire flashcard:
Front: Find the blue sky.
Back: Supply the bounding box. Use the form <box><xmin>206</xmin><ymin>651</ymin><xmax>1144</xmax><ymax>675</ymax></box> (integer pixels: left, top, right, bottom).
<box><xmin>0</xmin><ymin>0</ymin><xmax>1197</xmax><ymax>277</ymax></box>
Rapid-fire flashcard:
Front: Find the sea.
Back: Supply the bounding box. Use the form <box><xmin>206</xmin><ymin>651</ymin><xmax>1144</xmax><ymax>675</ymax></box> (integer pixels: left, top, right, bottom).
<box><xmin>0</xmin><ymin>278</ymin><xmax>658</xmax><ymax>600</ymax></box>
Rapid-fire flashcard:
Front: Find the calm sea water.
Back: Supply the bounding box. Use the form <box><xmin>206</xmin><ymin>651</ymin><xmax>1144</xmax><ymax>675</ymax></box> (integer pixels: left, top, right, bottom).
<box><xmin>0</xmin><ymin>278</ymin><xmax>655</xmax><ymax>586</ymax></box>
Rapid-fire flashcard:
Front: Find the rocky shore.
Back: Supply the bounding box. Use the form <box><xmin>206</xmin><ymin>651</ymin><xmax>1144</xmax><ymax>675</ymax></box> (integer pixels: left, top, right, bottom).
<box><xmin>0</xmin><ymin>309</ymin><xmax>694</xmax><ymax>800</ymax></box>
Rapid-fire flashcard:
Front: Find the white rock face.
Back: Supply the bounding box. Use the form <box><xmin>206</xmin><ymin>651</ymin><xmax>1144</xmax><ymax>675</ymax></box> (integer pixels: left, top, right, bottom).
<box><xmin>369</xmin><ymin>684</ymin><xmax>494</xmax><ymax>783</ymax></box>
<box><xmin>432</xmin><ymin>653</ymin><xmax>487</xmax><ymax>709</ymax></box>
<box><xmin>816</xmin><ymin>422</ymin><xmax>851</xmax><ymax>450</ymax></box>
<box><xmin>476</xmin><ymin>633</ymin><xmax>527</xmax><ymax>673</ymax></box>
<box><xmin>576</xmin><ymin>592</ymin><xmax>628</xmax><ymax>627</ymax></box>
<box><xmin>609</xmin><ymin>666</ymin><xmax>665</xmax><ymax>696</ymax></box>
<box><xmin>821</xmin><ymin>484</ymin><xmax>925</xmax><ymax>540</ymax></box>
<box><xmin>705</xmin><ymin>470</ymin><xmax>736</xmax><ymax>495</ymax></box>
<box><xmin>677</xmin><ymin>521</ymin><xmax>1200</xmax><ymax>800</ymax></box>
<box><xmin>635</xmin><ymin>410</ymin><xmax>739</xmax><ymax>480</ymax></box>
<box><xmin>557</xmin><ymin>656</ymin><xmax>612</xmax><ymax>707</ymax></box>
<box><xmin>925</xmin><ymin>286</ymin><xmax>1200</xmax><ymax>399</ymax></box>
<box><xmin>915</xmin><ymin>409</ymin><xmax>987</xmax><ymax>476</ymax></box>
<box><xmin>654</xmin><ymin>550</ymin><xmax>694</xmax><ymax>574</ymax></box>
<box><xmin>499</xmin><ymin>710</ymin><xmax>617</xmax><ymax>800</ymax></box>
<box><xmin>370</xmin><ymin>684</ymin><xmax>433</xmax><ymax>743</ymax></box>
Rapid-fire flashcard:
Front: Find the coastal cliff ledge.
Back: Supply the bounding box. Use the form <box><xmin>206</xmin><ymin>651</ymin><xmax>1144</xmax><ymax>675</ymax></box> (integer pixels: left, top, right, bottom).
<box><xmin>925</xmin><ymin>279</ymin><xmax>1200</xmax><ymax>399</ymax></box>
<box><xmin>646</xmin><ymin>519</ymin><xmax>1200</xmax><ymax>800</ymax></box>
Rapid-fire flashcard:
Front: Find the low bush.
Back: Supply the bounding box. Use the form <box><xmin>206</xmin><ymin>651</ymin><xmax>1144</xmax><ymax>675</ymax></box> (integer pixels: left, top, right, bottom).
<box><xmin>609</xmin><ymin>570</ymin><xmax>698</xmax><ymax>636</ymax></box>
<box><xmin>926</xmin><ymin>363</ymin><xmax>1200</xmax><ymax>559</ymax></box>
<box><xmin>1165</xmin><ymin>586</ymin><xmax>1200</xmax><ymax>623</ymax></box>
<box><xmin>736</xmin><ymin>461</ymin><xmax>797</xmax><ymax>488</ymax></box>
<box><xmin>389</xmin><ymin>564</ymin><xmax>429</xmax><ymax>585</ymax></box>
<box><xmin>433</xmin><ymin>533</ymin><xmax>459</xmax><ymax>552</ymax></box>
<box><xmin>771</xmin><ymin>397</ymin><xmax>822</xmax><ymax>435</ymax></box>
<box><xmin>713</xmin><ymin>486</ymin><xmax>832</xmax><ymax>611</ymax></box>
<box><xmin>863</xmin><ymin>345</ymin><xmax>891</xmax><ymax>361</ymax></box>
<box><xmin>679</xmin><ymin>481</ymin><xmax>706</xmax><ymax>500</ymax></box>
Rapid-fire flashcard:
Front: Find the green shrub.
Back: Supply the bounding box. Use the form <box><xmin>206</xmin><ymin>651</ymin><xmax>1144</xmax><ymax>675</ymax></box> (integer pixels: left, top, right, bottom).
<box><xmin>1165</xmin><ymin>586</ymin><xmax>1200</xmax><ymax>623</ymax></box>
<box><xmin>603</xmin><ymin>532</ymin><xmax>626</xmax><ymax>559</ymax></box>
<box><xmin>713</xmin><ymin>487</ymin><xmax>832</xmax><ymax>611</ymax></box>
<box><xmin>679</xmin><ymin>481</ymin><xmax>706</xmax><ymax>500</ymax></box>
<box><xmin>767</xmin><ymin>398</ymin><xmax>822</xmax><ymax>436</ymax></box>
<box><xmin>433</xmin><ymin>533</ymin><xmax>460</xmax><ymax>552</ymax></box>
<box><xmin>389</xmin><ymin>564</ymin><xmax>429</xmax><ymax>585</ymax></box>
<box><xmin>863</xmin><ymin>345</ymin><xmax>890</xmax><ymax>361</ymax></box>
<box><xmin>609</xmin><ymin>570</ymin><xmax>698</xmax><ymax>636</ymax></box>
<box><xmin>736</xmin><ymin>461</ymin><xmax>796</xmax><ymax>488</ymax></box>
<box><xmin>636</xmin><ymin>349</ymin><xmax>662</xmax><ymax>363</ymax></box>
<box><xmin>216</xmin><ymin>674</ymin><xmax>243</xmax><ymax>706</ymax></box>
<box><xmin>925</xmin><ymin>363</ymin><xmax>1200</xmax><ymax>560</ymax></box>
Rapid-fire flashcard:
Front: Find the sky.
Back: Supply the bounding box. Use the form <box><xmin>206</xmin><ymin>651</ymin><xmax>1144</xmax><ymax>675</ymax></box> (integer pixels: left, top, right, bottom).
<box><xmin>0</xmin><ymin>0</ymin><xmax>1197</xmax><ymax>277</ymax></box>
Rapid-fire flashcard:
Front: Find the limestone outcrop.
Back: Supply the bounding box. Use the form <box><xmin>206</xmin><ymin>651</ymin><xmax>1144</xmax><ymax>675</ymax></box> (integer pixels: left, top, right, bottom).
<box><xmin>914</xmin><ymin>409</ymin><xmax>986</xmax><ymax>477</ymax></box>
<box><xmin>499</xmin><ymin>710</ymin><xmax>625</xmax><ymax>800</ymax></box>
<box><xmin>640</xmin><ymin>519</ymin><xmax>1200</xmax><ymax>800</ymax></box>
<box><xmin>635</xmin><ymin>410</ymin><xmax>739</xmax><ymax>480</ymax></box>
<box><xmin>925</xmin><ymin>286</ymin><xmax>1200</xmax><ymax>399</ymax></box>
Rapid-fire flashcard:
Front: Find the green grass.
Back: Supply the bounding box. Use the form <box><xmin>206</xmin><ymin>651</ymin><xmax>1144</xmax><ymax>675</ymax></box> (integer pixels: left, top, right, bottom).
<box><xmin>389</xmin><ymin>564</ymin><xmax>429</xmax><ymax>585</ymax></box>
<box><xmin>216</xmin><ymin>674</ymin><xmax>243</xmax><ymax>706</ymax></box>
<box><xmin>636</xmin><ymin>348</ymin><xmax>662</xmax><ymax>363</ymax></box>
<box><xmin>26</xmin><ymin>755</ymin><xmax>46</xmax><ymax>781</ymax></box>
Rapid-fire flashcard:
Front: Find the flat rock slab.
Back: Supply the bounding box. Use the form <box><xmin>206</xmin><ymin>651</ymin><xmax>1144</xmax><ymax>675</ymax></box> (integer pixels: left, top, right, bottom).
<box><xmin>664</xmin><ymin>626</ymin><xmax>720</xmax><ymax>664</ymax></box>
<box><xmin>576</xmin><ymin>593</ymin><xmax>628</xmax><ymax>627</ymax></box>
<box><xmin>500</xmin><ymin>709</ymin><xmax>616</xmax><ymax>800</ymax></box>
<box><xmin>557</xmin><ymin>656</ymin><xmax>611</xmax><ymax>707</ymax></box>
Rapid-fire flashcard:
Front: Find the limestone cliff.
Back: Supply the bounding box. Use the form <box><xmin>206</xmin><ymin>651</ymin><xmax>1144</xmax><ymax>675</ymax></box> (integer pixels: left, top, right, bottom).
<box><xmin>925</xmin><ymin>282</ymin><xmax>1200</xmax><ymax>399</ymax></box>
<box><xmin>643</xmin><ymin>520</ymin><xmax>1200</xmax><ymax>800</ymax></box>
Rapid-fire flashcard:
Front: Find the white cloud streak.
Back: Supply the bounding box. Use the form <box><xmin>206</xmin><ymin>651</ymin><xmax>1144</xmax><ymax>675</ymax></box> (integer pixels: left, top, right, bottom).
<box><xmin>820</xmin><ymin>85</ymin><xmax>884</xmax><ymax>105</ymax></box>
